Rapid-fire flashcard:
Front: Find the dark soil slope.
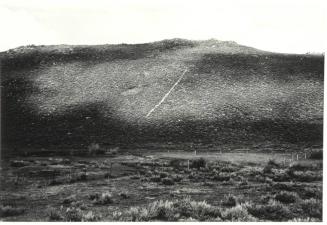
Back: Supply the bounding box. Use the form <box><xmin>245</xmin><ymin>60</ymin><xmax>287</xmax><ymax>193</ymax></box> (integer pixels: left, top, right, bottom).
<box><xmin>0</xmin><ymin>39</ymin><xmax>324</xmax><ymax>152</ymax></box>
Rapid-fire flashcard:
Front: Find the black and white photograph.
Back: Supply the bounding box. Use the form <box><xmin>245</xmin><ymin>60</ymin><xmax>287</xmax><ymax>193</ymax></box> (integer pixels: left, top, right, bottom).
<box><xmin>0</xmin><ymin>0</ymin><xmax>325</xmax><ymax>222</ymax></box>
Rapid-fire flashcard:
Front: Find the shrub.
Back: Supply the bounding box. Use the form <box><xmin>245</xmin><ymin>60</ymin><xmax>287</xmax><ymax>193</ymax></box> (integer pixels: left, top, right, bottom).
<box><xmin>267</xmin><ymin>159</ymin><xmax>280</xmax><ymax>167</ymax></box>
<box><xmin>162</xmin><ymin>178</ymin><xmax>175</xmax><ymax>185</ymax></box>
<box><xmin>263</xmin><ymin>159</ymin><xmax>280</xmax><ymax>174</ymax></box>
<box><xmin>150</xmin><ymin>176</ymin><xmax>161</xmax><ymax>182</ymax></box>
<box><xmin>299</xmin><ymin>198</ymin><xmax>322</xmax><ymax>219</ymax></box>
<box><xmin>247</xmin><ymin>199</ymin><xmax>293</xmax><ymax>221</ymax></box>
<box><xmin>274</xmin><ymin>191</ymin><xmax>299</xmax><ymax>204</ymax></box>
<box><xmin>62</xmin><ymin>195</ymin><xmax>77</xmax><ymax>205</ymax></box>
<box><xmin>82</xmin><ymin>211</ymin><xmax>101</xmax><ymax>221</ymax></box>
<box><xmin>239</xmin><ymin>177</ymin><xmax>248</xmax><ymax>186</ymax></box>
<box><xmin>264</xmin><ymin>177</ymin><xmax>273</xmax><ymax>184</ymax></box>
<box><xmin>212</xmin><ymin>172</ymin><xmax>230</xmax><ymax>182</ymax></box>
<box><xmin>221</xmin><ymin>178</ymin><xmax>236</xmax><ymax>186</ymax></box>
<box><xmin>221</xmin><ymin>204</ymin><xmax>257</xmax><ymax>222</ymax></box>
<box><xmin>0</xmin><ymin>205</ymin><xmax>25</xmax><ymax>217</ymax></box>
<box><xmin>175</xmin><ymin>198</ymin><xmax>221</xmax><ymax>221</ymax></box>
<box><xmin>178</xmin><ymin>217</ymin><xmax>199</xmax><ymax>221</ymax></box>
<box><xmin>145</xmin><ymin>171</ymin><xmax>153</xmax><ymax>177</ymax></box>
<box><xmin>10</xmin><ymin>160</ymin><xmax>28</xmax><ymax>167</ymax></box>
<box><xmin>78</xmin><ymin>173</ymin><xmax>87</xmax><ymax>181</ymax></box>
<box><xmin>271</xmin><ymin>169</ymin><xmax>290</xmax><ymax>182</ymax></box>
<box><xmin>292</xmin><ymin>171</ymin><xmax>321</xmax><ymax>182</ymax></box>
<box><xmin>65</xmin><ymin>207</ymin><xmax>83</xmax><ymax>221</ymax></box>
<box><xmin>130</xmin><ymin>175</ymin><xmax>140</xmax><ymax>180</ymax></box>
<box><xmin>308</xmin><ymin>150</ymin><xmax>323</xmax><ymax>160</ymax></box>
<box><xmin>253</xmin><ymin>174</ymin><xmax>265</xmax><ymax>182</ymax></box>
<box><xmin>48</xmin><ymin>207</ymin><xmax>99</xmax><ymax>222</ymax></box>
<box><xmin>112</xmin><ymin>211</ymin><xmax>124</xmax><ymax>221</ymax></box>
<box><xmin>88</xmin><ymin>143</ymin><xmax>105</xmax><ymax>155</ymax></box>
<box><xmin>272</xmin><ymin>182</ymin><xmax>297</xmax><ymax>191</ymax></box>
<box><xmin>220</xmin><ymin>165</ymin><xmax>238</xmax><ymax>173</ymax></box>
<box><xmin>222</xmin><ymin>194</ymin><xmax>238</xmax><ymax>207</ymax></box>
<box><xmin>172</xmin><ymin>175</ymin><xmax>183</xmax><ymax>182</ymax></box>
<box><xmin>126</xmin><ymin>198</ymin><xmax>221</xmax><ymax>221</ymax></box>
<box><xmin>238</xmin><ymin>166</ymin><xmax>262</xmax><ymax>177</ymax></box>
<box><xmin>127</xmin><ymin>200</ymin><xmax>175</xmax><ymax>221</ymax></box>
<box><xmin>119</xmin><ymin>192</ymin><xmax>130</xmax><ymax>199</ymax></box>
<box><xmin>289</xmin><ymin>161</ymin><xmax>321</xmax><ymax>171</ymax></box>
<box><xmin>71</xmin><ymin>200</ymin><xmax>87</xmax><ymax>210</ymax></box>
<box><xmin>302</xmin><ymin>187</ymin><xmax>322</xmax><ymax>199</ymax></box>
<box><xmin>169</xmin><ymin>159</ymin><xmax>183</xmax><ymax>169</ymax></box>
<box><xmin>93</xmin><ymin>192</ymin><xmax>114</xmax><ymax>205</ymax></box>
<box><xmin>108</xmin><ymin>147</ymin><xmax>119</xmax><ymax>155</ymax></box>
<box><xmin>89</xmin><ymin>193</ymin><xmax>100</xmax><ymax>200</ymax></box>
<box><xmin>188</xmin><ymin>172</ymin><xmax>196</xmax><ymax>180</ymax></box>
<box><xmin>289</xmin><ymin>217</ymin><xmax>320</xmax><ymax>222</ymax></box>
<box><xmin>48</xmin><ymin>208</ymin><xmax>63</xmax><ymax>221</ymax></box>
<box><xmin>190</xmin><ymin>158</ymin><xmax>206</xmax><ymax>169</ymax></box>
<box><xmin>172</xmin><ymin>198</ymin><xmax>221</xmax><ymax>221</ymax></box>
<box><xmin>263</xmin><ymin>165</ymin><xmax>272</xmax><ymax>174</ymax></box>
<box><xmin>159</xmin><ymin>172</ymin><xmax>168</xmax><ymax>178</ymax></box>
<box><xmin>258</xmin><ymin>194</ymin><xmax>274</xmax><ymax>204</ymax></box>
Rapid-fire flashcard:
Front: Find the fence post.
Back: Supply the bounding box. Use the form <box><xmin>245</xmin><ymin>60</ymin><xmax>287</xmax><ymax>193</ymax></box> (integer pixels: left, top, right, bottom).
<box><xmin>187</xmin><ymin>160</ymin><xmax>190</xmax><ymax>170</ymax></box>
<box><xmin>297</xmin><ymin>154</ymin><xmax>299</xmax><ymax>161</ymax></box>
<box><xmin>194</xmin><ymin>150</ymin><xmax>197</xmax><ymax>155</ymax></box>
<box><xmin>304</xmin><ymin>153</ymin><xmax>306</xmax><ymax>159</ymax></box>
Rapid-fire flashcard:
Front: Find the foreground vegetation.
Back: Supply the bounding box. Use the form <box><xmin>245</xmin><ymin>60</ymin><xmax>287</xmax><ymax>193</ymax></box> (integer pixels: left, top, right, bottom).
<box><xmin>0</xmin><ymin>148</ymin><xmax>322</xmax><ymax>221</ymax></box>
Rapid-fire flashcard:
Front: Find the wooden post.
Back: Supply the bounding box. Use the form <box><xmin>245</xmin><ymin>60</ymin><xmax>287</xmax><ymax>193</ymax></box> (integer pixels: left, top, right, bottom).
<box><xmin>297</xmin><ymin>154</ymin><xmax>299</xmax><ymax>161</ymax></box>
<box><xmin>187</xmin><ymin>160</ymin><xmax>190</xmax><ymax>170</ymax></box>
<box><xmin>304</xmin><ymin>153</ymin><xmax>307</xmax><ymax>159</ymax></box>
<box><xmin>194</xmin><ymin>150</ymin><xmax>197</xmax><ymax>155</ymax></box>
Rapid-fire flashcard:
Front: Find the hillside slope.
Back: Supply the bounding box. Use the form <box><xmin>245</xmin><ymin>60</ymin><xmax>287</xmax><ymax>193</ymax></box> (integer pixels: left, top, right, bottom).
<box><xmin>0</xmin><ymin>39</ymin><xmax>324</xmax><ymax>152</ymax></box>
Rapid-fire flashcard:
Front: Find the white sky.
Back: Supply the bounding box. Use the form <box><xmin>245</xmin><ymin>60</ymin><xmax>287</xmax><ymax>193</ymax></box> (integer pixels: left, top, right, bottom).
<box><xmin>0</xmin><ymin>0</ymin><xmax>325</xmax><ymax>53</ymax></box>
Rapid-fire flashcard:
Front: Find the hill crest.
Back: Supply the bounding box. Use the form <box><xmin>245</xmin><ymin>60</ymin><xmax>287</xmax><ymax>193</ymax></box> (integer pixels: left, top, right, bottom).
<box><xmin>0</xmin><ymin>38</ymin><xmax>324</xmax><ymax>151</ymax></box>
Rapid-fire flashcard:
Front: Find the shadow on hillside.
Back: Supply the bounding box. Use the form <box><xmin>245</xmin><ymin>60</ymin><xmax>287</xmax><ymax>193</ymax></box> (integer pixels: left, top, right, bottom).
<box><xmin>136</xmin><ymin>117</ymin><xmax>322</xmax><ymax>146</ymax></box>
<box><xmin>1</xmin><ymin>76</ymin><xmax>323</xmax><ymax>156</ymax></box>
<box><xmin>1</xmin><ymin>75</ymin><xmax>134</xmax><ymax>155</ymax></box>
<box><xmin>1</xmin><ymin>51</ymin><xmax>323</xmax><ymax>156</ymax></box>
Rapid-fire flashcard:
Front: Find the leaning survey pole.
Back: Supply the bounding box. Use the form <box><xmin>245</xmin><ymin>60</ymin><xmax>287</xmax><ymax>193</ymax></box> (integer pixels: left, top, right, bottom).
<box><xmin>145</xmin><ymin>68</ymin><xmax>188</xmax><ymax>118</ymax></box>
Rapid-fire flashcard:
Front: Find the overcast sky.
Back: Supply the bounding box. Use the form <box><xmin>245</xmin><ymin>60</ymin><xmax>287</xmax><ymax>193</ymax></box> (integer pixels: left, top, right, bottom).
<box><xmin>0</xmin><ymin>0</ymin><xmax>325</xmax><ymax>53</ymax></box>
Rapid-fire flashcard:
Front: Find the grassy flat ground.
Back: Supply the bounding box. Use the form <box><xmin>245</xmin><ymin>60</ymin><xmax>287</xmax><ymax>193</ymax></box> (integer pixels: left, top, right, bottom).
<box><xmin>0</xmin><ymin>149</ymin><xmax>322</xmax><ymax>221</ymax></box>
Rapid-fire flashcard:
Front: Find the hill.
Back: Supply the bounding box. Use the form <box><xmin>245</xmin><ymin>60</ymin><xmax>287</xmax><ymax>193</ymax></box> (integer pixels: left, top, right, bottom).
<box><xmin>0</xmin><ymin>39</ymin><xmax>324</xmax><ymax>153</ymax></box>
